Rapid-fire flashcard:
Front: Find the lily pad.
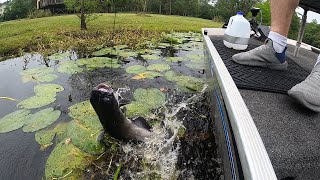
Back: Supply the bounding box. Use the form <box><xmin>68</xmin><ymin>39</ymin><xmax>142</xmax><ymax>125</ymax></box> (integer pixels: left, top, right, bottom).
<box><xmin>146</xmin><ymin>64</ymin><xmax>170</xmax><ymax>72</ymax></box>
<box><xmin>57</xmin><ymin>61</ymin><xmax>83</xmax><ymax>74</ymax></box>
<box><xmin>20</xmin><ymin>67</ymin><xmax>57</xmax><ymax>83</ymax></box>
<box><xmin>114</xmin><ymin>45</ymin><xmax>128</xmax><ymax>50</ymax></box>
<box><xmin>138</xmin><ymin>49</ymin><xmax>159</xmax><ymax>55</ymax></box>
<box><xmin>35</xmin><ymin>129</ymin><xmax>55</xmax><ymax>145</ymax></box>
<box><xmin>68</xmin><ymin>101</ymin><xmax>97</xmax><ymax>120</ymax></box>
<box><xmin>17</xmin><ymin>95</ymin><xmax>56</xmax><ymax>109</ymax></box>
<box><xmin>23</xmin><ymin>108</ymin><xmax>61</xmax><ymax>132</ymax></box>
<box><xmin>164</xmin><ymin>71</ymin><xmax>178</xmax><ymax>82</ymax></box>
<box><xmin>132</xmin><ymin>71</ymin><xmax>163</xmax><ymax>80</ymax></box>
<box><xmin>0</xmin><ymin>109</ymin><xmax>31</xmax><ymax>133</ymax></box>
<box><xmin>175</xmin><ymin>76</ymin><xmax>205</xmax><ymax>92</ymax></box>
<box><xmin>125</xmin><ymin>65</ymin><xmax>146</xmax><ymax>74</ymax></box>
<box><xmin>45</xmin><ymin>141</ymin><xmax>90</xmax><ymax>179</ymax></box>
<box><xmin>77</xmin><ymin>57</ymin><xmax>120</xmax><ymax>70</ymax></box>
<box><xmin>34</xmin><ymin>84</ymin><xmax>64</xmax><ymax>97</ymax></box>
<box><xmin>48</xmin><ymin>52</ymin><xmax>71</xmax><ymax>61</ymax></box>
<box><xmin>53</xmin><ymin>122</ymin><xmax>69</xmax><ymax>142</ymax></box>
<box><xmin>92</xmin><ymin>48</ymin><xmax>113</xmax><ymax>56</ymax></box>
<box><xmin>165</xmin><ymin>57</ymin><xmax>184</xmax><ymax>63</ymax></box>
<box><xmin>67</xmin><ymin>118</ymin><xmax>104</xmax><ymax>155</ymax></box>
<box><xmin>186</xmin><ymin>54</ymin><xmax>204</xmax><ymax>63</ymax></box>
<box><xmin>141</xmin><ymin>55</ymin><xmax>160</xmax><ymax>61</ymax></box>
<box><xmin>114</xmin><ymin>50</ymin><xmax>137</xmax><ymax>58</ymax></box>
<box><xmin>126</xmin><ymin>101</ymin><xmax>152</xmax><ymax>118</ymax></box>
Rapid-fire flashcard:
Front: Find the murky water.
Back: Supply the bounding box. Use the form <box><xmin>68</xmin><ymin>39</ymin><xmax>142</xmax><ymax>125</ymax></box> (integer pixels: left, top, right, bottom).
<box><xmin>0</xmin><ymin>35</ymin><xmax>222</xmax><ymax>179</ymax></box>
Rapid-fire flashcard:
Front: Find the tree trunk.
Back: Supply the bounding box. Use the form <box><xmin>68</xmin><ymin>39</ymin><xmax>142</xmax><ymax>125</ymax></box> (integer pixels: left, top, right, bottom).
<box><xmin>159</xmin><ymin>0</ymin><xmax>162</xmax><ymax>14</ymax></box>
<box><xmin>169</xmin><ymin>0</ymin><xmax>171</xmax><ymax>15</ymax></box>
<box><xmin>143</xmin><ymin>0</ymin><xmax>147</xmax><ymax>12</ymax></box>
<box><xmin>80</xmin><ymin>0</ymin><xmax>87</xmax><ymax>30</ymax></box>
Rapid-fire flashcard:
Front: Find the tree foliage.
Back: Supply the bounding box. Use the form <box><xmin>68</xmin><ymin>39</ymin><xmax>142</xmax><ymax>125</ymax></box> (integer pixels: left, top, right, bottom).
<box><xmin>304</xmin><ymin>19</ymin><xmax>320</xmax><ymax>48</ymax></box>
<box><xmin>3</xmin><ymin>0</ymin><xmax>35</xmax><ymax>21</ymax></box>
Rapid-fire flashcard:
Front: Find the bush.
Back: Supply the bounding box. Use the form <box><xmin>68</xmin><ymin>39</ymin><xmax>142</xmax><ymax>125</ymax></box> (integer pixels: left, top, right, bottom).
<box><xmin>28</xmin><ymin>9</ymin><xmax>52</xmax><ymax>19</ymax></box>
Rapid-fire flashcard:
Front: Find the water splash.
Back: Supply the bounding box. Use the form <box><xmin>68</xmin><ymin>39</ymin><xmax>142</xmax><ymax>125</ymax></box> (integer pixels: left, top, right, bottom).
<box><xmin>120</xmin><ymin>85</ymin><xmax>208</xmax><ymax>179</ymax></box>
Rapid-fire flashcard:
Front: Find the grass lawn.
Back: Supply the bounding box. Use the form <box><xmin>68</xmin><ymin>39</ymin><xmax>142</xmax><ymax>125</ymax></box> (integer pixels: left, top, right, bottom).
<box><xmin>0</xmin><ymin>13</ymin><xmax>222</xmax><ymax>58</ymax></box>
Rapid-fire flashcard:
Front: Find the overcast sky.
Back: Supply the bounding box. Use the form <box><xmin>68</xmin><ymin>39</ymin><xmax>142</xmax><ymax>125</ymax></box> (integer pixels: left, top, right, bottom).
<box><xmin>0</xmin><ymin>0</ymin><xmax>320</xmax><ymax>22</ymax></box>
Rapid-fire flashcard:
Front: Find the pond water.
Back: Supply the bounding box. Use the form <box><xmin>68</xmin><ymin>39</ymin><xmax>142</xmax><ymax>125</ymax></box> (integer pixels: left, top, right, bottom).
<box><xmin>0</xmin><ymin>33</ymin><xmax>222</xmax><ymax>179</ymax></box>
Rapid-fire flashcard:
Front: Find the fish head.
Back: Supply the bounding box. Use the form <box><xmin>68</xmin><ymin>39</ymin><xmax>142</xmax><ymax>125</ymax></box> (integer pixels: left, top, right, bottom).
<box><xmin>90</xmin><ymin>83</ymin><xmax>120</xmax><ymax>118</ymax></box>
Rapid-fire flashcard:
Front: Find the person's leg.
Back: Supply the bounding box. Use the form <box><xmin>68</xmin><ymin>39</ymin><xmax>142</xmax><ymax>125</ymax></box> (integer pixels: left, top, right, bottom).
<box><xmin>232</xmin><ymin>0</ymin><xmax>299</xmax><ymax>70</ymax></box>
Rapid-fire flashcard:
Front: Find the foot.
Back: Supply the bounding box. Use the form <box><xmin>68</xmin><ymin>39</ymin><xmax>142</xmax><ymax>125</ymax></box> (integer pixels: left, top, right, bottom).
<box><xmin>232</xmin><ymin>39</ymin><xmax>288</xmax><ymax>70</ymax></box>
<box><xmin>288</xmin><ymin>63</ymin><xmax>320</xmax><ymax>112</ymax></box>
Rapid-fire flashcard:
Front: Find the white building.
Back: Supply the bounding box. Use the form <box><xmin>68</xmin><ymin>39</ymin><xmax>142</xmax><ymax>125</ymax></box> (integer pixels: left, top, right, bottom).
<box><xmin>0</xmin><ymin>4</ymin><xmax>6</xmax><ymax>16</ymax></box>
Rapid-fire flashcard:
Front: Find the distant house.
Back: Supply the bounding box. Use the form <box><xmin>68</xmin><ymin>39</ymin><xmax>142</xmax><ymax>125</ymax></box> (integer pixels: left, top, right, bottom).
<box><xmin>37</xmin><ymin>0</ymin><xmax>65</xmax><ymax>12</ymax></box>
<box><xmin>0</xmin><ymin>3</ymin><xmax>7</xmax><ymax>16</ymax></box>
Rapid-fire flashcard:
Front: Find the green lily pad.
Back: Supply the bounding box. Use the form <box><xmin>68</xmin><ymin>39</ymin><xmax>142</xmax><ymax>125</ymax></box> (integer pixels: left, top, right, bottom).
<box><xmin>67</xmin><ymin>118</ymin><xmax>104</xmax><ymax>155</ymax></box>
<box><xmin>48</xmin><ymin>52</ymin><xmax>71</xmax><ymax>61</ymax></box>
<box><xmin>157</xmin><ymin>43</ymin><xmax>172</xmax><ymax>48</ymax></box>
<box><xmin>131</xmin><ymin>71</ymin><xmax>163</xmax><ymax>80</ymax></box>
<box><xmin>53</xmin><ymin>122</ymin><xmax>69</xmax><ymax>142</ymax></box>
<box><xmin>125</xmin><ymin>65</ymin><xmax>146</xmax><ymax>74</ymax></box>
<box><xmin>114</xmin><ymin>50</ymin><xmax>137</xmax><ymax>58</ymax></box>
<box><xmin>126</xmin><ymin>101</ymin><xmax>152</xmax><ymax>118</ymax></box>
<box><xmin>164</xmin><ymin>71</ymin><xmax>178</xmax><ymax>82</ymax></box>
<box><xmin>92</xmin><ymin>48</ymin><xmax>113</xmax><ymax>57</ymax></box>
<box><xmin>133</xmin><ymin>88</ymin><xmax>165</xmax><ymax>109</ymax></box>
<box><xmin>57</xmin><ymin>61</ymin><xmax>83</xmax><ymax>74</ymax></box>
<box><xmin>175</xmin><ymin>76</ymin><xmax>205</xmax><ymax>92</ymax></box>
<box><xmin>17</xmin><ymin>95</ymin><xmax>56</xmax><ymax>109</ymax></box>
<box><xmin>77</xmin><ymin>57</ymin><xmax>120</xmax><ymax>70</ymax></box>
<box><xmin>23</xmin><ymin>108</ymin><xmax>61</xmax><ymax>132</ymax></box>
<box><xmin>45</xmin><ymin>141</ymin><xmax>90</xmax><ymax>179</ymax></box>
<box><xmin>141</xmin><ymin>55</ymin><xmax>160</xmax><ymax>61</ymax></box>
<box><xmin>165</xmin><ymin>57</ymin><xmax>184</xmax><ymax>63</ymax></box>
<box><xmin>35</xmin><ymin>129</ymin><xmax>55</xmax><ymax>145</ymax></box>
<box><xmin>114</xmin><ymin>45</ymin><xmax>128</xmax><ymax>50</ymax></box>
<box><xmin>186</xmin><ymin>54</ymin><xmax>204</xmax><ymax>63</ymax></box>
<box><xmin>185</xmin><ymin>63</ymin><xmax>205</xmax><ymax>70</ymax></box>
<box><xmin>34</xmin><ymin>84</ymin><xmax>64</xmax><ymax>97</ymax></box>
<box><xmin>20</xmin><ymin>67</ymin><xmax>57</xmax><ymax>83</ymax></box>
<box><xmin>0</xmin><ymin>109</ymin><xmax>31</xmax><ymax>133</ymax></box>
<box><xmin>138</xmin><ymin>49</ymin><xmax>159</xmax><ymax>55</ymax></box>
<box><xmin>68</xmin><ymin>101</ymin><xmax>97</xmax><ymax>120</ymax></box>
<box><xmin>146</xmin><ymin>64</ymin><xmax>170</xmax><ymax>72</ymax></box>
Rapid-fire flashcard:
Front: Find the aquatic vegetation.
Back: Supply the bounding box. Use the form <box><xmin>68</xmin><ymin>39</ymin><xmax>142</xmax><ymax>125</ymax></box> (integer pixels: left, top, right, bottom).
<box><xmin>175</xmin><ymin>76</ymin><xmax>205</xmax><ymax>92</ymax></box>
<box><xmin>146</xmin><ymin>64</ymin><xmax>170</xmax><ymax>72</ymax></box>
<box><xmin>141</xmin><ymin>55</ymin><xmax>160</xmax><ymax>61</ymax></box>
<box><xmin>132</xmin><ymin>71</ymin><xmax>163</xmax><ymax>80</ymax></box>
<box><xmin>164</xmin><ymin>71</ymin><xmax>178</xmax><ymax>82</ymax></box>
<box><xmin>92</xmin><ymin>47</ymin><xmax>114</xmax><ymax>56</ymax></box>
<box><xmin>114</xmin><ymin>45</ymin><xmax>128</xmax><ymax>50</ymax></box>
<box><xmin>68</xmin><ymin>101</ymin><xmax>97</xmax><ymax>120</ymax></box>
<box><xmin>113</xmin><ymin>50</ymin><xmax>138</xmax><ymax>58</ymax></box>
<box><xmin>66</xmin><ymin>118</ymin><xmax>104</xmax><ymax>155</ymax></box>
<box><xmin>57</xmin><ymin>61</ymin><xmax>84</xmax><ymax>74</ymax></box>
<box><xmin>0</xmin><ymin>109</ymin><xmax>31</xmax><ymax>133</ymax></box>
<box><xmin>125</xmin><ymin>65</ymin><xmax>146</xmax><ymax>74</ymax></box>
<box><xmin>45</xmin><ymin>141</ymin><xmax>90</xmax><ymax>179</ymax></box>
<box><xmin>48</xmin><ymin>52</ymin><xmax>71</xmax><ymax>61</ymax></box>
<box><xmin>126</xmin><ymin>88</ymin><xmax>165</xmax><ymax>118</ymax></box>
<box><xmin>20</xmin><ymin>67</ymin><xmax>57</xmax><ymax>83</ymax></box>
<box><xmin>17</xmin><ymin>95</ymin><xmax>56</xmax><ymax>109</ymax></box>
<box><xmin>138</xmin><ymin>49</ymin><xmax>159</xmax><ymax>55</ymax></box>
<box><xmin>22</xmin><ymin>108</ymin><xmax>61</xmax><ymax>132</ymax></box>
<box><xmin>186</xmin><ymin>54</ymin><xmax>204</xmax><ymax>63</ymax></box>
<box><xmin>77</xmin><ymin>57</ymin><xmax>120</xmax><ymax>70</ymax></box>
<box><xmin>35</xmin><ymin>129</ymin><xmax>55</xmax><ymax>146</ymax></box>
<box><xmin>34</xmin><ymin>84</ymin><xmax>64</xmax><ymax>97</ymax></box>
<box><xmin>165</xmin><ymin>57</ymin><xmax>184</xmax><ymax>63</ymax></box>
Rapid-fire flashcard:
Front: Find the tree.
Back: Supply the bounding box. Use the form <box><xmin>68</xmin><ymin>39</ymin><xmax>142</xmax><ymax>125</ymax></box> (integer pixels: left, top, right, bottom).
<box><xmin>64</xmin><ymin>0</ymin><xmax>105</xmax><ymax>30</ymax></box>
<box><xmin>3</xmin><ymin>0</ymin><xmax>35</xmax><ymax>21</ymax></box>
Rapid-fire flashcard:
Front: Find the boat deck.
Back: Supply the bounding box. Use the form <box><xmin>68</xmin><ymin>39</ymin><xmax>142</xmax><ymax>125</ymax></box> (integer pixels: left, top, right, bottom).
<box><xmin>207</xmin><ymin>29</ymin><xmax>320</xmax><ymax>179</ymax></box>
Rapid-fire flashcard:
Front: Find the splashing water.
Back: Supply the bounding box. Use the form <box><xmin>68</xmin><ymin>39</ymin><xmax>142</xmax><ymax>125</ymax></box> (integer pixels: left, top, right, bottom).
<box><xmin>119</xmin><ymin>85</ymin><xmax>208</xmax><ymax>179</ymax></box>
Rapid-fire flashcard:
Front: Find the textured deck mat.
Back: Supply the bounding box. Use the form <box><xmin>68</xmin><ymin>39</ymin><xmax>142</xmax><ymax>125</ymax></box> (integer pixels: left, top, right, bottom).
<box><xmin>210</xmin><ymin>36</ymin><xmax>310</xmax><ymax>94</ymax></box>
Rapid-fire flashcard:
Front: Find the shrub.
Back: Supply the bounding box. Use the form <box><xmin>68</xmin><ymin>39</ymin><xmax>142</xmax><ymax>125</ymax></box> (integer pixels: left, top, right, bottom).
<box><xmin>28</xmin><ymin>9</ymin><xmax>52</xmax><ymax>19</ymax></box>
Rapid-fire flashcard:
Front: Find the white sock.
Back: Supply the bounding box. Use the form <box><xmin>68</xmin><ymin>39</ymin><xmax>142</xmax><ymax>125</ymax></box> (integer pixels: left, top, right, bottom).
<box><xmin>268</xmin><ymin>31</ymin><xmax>287</xmax><ymax>53</ymax></box>
<box><xmin>315</xmin><ymin>54</ymin><xmax>320</xmax><ymax>67</ymax></box>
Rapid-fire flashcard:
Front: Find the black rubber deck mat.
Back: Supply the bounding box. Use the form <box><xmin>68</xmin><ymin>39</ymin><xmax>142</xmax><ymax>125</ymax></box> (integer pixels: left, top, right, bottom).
<box><xmin>209</xmin><ymin>36</ymin><xmax>310</xmax><ymax>94</ymax></box>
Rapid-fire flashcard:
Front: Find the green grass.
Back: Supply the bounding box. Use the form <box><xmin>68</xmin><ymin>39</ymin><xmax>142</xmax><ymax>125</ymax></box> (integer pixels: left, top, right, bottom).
<box><xmin>0</xmin><ymin>13</ymin><xmax>221</xmax><ymax>57</ymax></box>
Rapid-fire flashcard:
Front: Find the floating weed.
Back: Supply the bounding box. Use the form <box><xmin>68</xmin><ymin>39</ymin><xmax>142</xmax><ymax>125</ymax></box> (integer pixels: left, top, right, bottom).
<box><xmin>165</xmin><ymin>57</ymin><xmax>184</xmax><ymax>63</ymax></box>
<box><xmin>45</xmin><ymin>141</ymin><xmax>90</xmax><ymax>179</ymax></box>
<box><xmin>68</xmin><ymin>101</ymin><xmax>97</xmax><ymax>120</ymax></box>
<box><xmin>126</xmin><ymin>65</ymin><xmax>146</xmax><ymax>74</ymax></box>
<box><xmin>23</xmin><ymin>108</ymin><xmax>61</xmax><ymax>132</ymax></box>
<box><xmin>48</xmin><ymin>52</ymin><xmax>71</xmax><ymax>61</ymax></box>
<box><xmin>141</xmin><ymin>55</ymin><xmax>160</xmax><ymax>61</ymax></box>
<box><xmin>57</xmin><ymin>61</ymin><xmax>83</xmax><ymax>74</ymax></box>
<box><xmin>34</xmin><ymin>84</ymin><xmax>64</xmax><ymax>97</ymax></box>
<box><xmin>20</xmin><ymin>67</ymin><xmax>57</xmax><ymax>83</ymax></box>
<box><xmin>0</xmin><ymin>96</ymin><xmax>19</xmax><ymax>102</ymax></box>
<box><xmin>0</xmin><ymin>109</ymin><xmax>31</xmax><ymax>133</ymax></box>
<box><xmin>17</xmin><ymin>95</ymin><xmax>56</xmax><ymax>109</ymax></box>
<box><xmin>146</xmin><ymin>64</ymin><xmax>170</xmax><ymax>72</ymax></box>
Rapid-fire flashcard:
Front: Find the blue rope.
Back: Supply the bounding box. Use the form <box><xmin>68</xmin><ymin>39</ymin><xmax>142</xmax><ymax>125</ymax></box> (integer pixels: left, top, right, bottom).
<box><xmin>215</xmin><ymin>90</ymin><xmax>237</xmax><ymax>180</ymax></box>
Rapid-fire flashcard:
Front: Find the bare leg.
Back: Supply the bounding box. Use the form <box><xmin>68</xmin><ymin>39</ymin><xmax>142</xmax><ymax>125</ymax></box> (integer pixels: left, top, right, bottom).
<box><xmin>270</xmin><ymin>0</ymin><xmax>300</xmax><ymax>37</ymax></box>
